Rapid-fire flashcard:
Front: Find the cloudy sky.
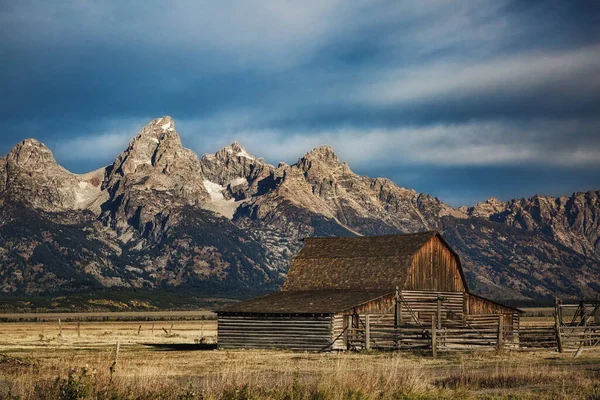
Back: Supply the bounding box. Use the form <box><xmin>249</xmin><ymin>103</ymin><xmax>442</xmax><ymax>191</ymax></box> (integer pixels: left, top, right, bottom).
<box><xmin>1</xmin><ymin>1</ymin><xmax>599</xmax><ymax>206</ymax></box>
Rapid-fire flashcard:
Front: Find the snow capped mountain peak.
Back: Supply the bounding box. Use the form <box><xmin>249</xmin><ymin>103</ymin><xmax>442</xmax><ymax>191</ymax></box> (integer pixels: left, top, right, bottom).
<box><xmin>227</xmin><ymin>141</ymin><xmax>254</xmax><ymax>160</ymax></box>
<box><xmin>160</xmin><ymin>117</ymin><xmax>174</xmax><ymax>132</ymax></box>
<box><xmin>130</xmin><ymin>116</ymin><xmax>178</xmax><ymax>145</ymax></box>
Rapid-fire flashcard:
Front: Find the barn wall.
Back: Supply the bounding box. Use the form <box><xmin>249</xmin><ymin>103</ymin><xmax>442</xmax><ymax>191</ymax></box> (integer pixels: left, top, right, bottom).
<box><xmin>353</xmin><ymin>294</ymin><xmax>396</xmax><ymax>315</ymax></box>
<box><xmin>334</xmin><ymin>291</ymin><xmax>464</xmax><ymax>326</ymax></box>
<box><xmin>467</xmin><ymin>294</ymin><xmax>518</xmax><ymax>314</ymax></box>
<box><xmin>404</xmin><ymin>236</ymin><xmax>465</xmax><ymax>292</ymax></box>
<box><xmin>399</xmin><ymin>290</ymin><xmax>464</xmax><ymax>324</ymax></box>
<box><xmin>218</xmin><ymin>314</ymin><xmax>333</xmax><ymax>351</ymax></box>
<box><xmin>330</xmin><ymin>295</ymin><xmax>396</xmax><ymax>350</ymax></box>
<box><xmin>332</xmin><ymin>314</ymin><xmax>346</xmax><ymax>350</ymax></box>
<box><xmin>466</xmin><ymin>294</ymin><xmax>518</xmax><ymax>330</ymax></box>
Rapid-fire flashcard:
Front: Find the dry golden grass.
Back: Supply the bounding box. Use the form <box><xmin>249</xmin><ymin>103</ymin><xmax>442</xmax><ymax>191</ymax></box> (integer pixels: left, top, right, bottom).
<box><xmin>0</xmin><ymin>319</ymin><xmax>216</xmax><ymax>349</ymax></box>
<box><xmin>1</xmin><ymin>312</ymin><xmax>599</xmax><ymax>399</ymax></box>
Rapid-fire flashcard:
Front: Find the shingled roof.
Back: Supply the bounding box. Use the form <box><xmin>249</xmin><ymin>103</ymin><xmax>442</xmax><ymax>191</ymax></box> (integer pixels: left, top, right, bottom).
<box><xmin>294</xmin><ymin>231</ymin><xmax>436</xmax><ymax>259</ymax></box>
<box><xmin>283</xmin><ymin>231</ymin><xmax>449</xmax><ymax>291</ymax></box>
<box><xmin>217</xmin><ymin>289</ymin><xmax>394</xmax><ymax>314</ymax></box>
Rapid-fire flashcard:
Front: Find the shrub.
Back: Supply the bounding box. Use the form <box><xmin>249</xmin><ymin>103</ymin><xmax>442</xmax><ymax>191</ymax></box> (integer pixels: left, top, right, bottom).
<box><xmin>55</xmin><ymin>368</ymin><xmax>95</xmax><ymax>400</ymax></box>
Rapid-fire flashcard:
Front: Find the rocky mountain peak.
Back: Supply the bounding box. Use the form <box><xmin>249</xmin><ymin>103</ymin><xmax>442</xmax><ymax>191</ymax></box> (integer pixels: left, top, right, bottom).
<box><xmin>0</xmin><ymin>139</ymin><xmax>107</xmax><ymax>212</ymax></box>
<box><xmin>209</xmin><ymin>141</ymin><xmax>256</xmax><ymax>163</ymax></box>
<box><xmin>200</xmin><ymin>142</ymin><xmax>275</xmax><ymax>218</ymax></box>
<box><xmin>231</xmin><ymin>141</ymin><xmax>253</xmax><ymax>158</ymax></box>
<box><xmin>486</xmin><ymin>196</ymin><xmax>504</xmax><ymax>205</ymax></box>
<box><xmin>6</xmin><ymin>138</ymin><xmax>59</xmax><ymax>171</ymax></box>
<box><xmin>113</xmin><ymin>116</ymin><xmax>187</xmax><ymax>176</ymax></box>
<box><xmin>109</xmin><ymin>116</ymin><xmax>205</xmax><ymax>183</ymax></box>
<box><xmin>99</xmin><ymin>117</ymin><xmax>210</xmax><ymax>239</ymax></box>
<box><xmin>140</xmin><ymin>116</ymin><xmax>175</xmax><ymax>136</ymax></box>
<box><xmin>303</xmin><ymin>145</ymin><xmax>339</xmax><ymax>163</ymax></box>
<box><xmin>467</xmin><ymin>196</ymin><xmax>508</xmax><ymax>218</ymax></box>
<box><xmin>1</xmin><ymin>124</ymin><xmax>600</xmax><ymax>301</ymax></box>
<box><xmin>296</xmin><ymin>145</ymin><xmax>351</xmax><ymax>183</ymax></box>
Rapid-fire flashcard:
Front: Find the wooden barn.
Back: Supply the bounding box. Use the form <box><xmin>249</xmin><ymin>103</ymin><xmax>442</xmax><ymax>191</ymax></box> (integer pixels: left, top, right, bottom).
<box><xmin>217</xmin><ymin>231</ymin><xmax>522</xmax><ymax>352</ymax></box>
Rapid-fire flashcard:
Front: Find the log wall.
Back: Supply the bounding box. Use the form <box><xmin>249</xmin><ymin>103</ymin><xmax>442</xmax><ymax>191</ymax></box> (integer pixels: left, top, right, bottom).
<box><xmin>218</xmin><ymin>314</ymin><xmax>334</xmax><ymax>351</ymax></box>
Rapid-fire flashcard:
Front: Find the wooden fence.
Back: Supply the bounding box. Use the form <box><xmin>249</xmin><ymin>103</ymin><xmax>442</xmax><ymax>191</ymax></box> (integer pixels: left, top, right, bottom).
<box><xmin>519</xmin><ymin>326</ymin><xmax>556</xmax><ymax>348</ymax></box>
<box><xmin>559</xmin><ymin>326</ymin><xmax>600</xmax><ymax>348</ymax></box>
<box><xmin>341</xmin><ymin>313</ymin><xmax>511</xmax><ymax>355</ymax></box>
<box><xmin>341</xmin><ymin>317</ymin><xmax>600</xmax><ymax>355</ymax></box>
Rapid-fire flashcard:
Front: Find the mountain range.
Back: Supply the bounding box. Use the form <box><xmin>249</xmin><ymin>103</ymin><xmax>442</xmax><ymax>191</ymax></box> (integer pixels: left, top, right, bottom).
<box><xmin>1</xmin><ymin>116</ymin><xmax>598</xmax><ymax>304</ymax></box>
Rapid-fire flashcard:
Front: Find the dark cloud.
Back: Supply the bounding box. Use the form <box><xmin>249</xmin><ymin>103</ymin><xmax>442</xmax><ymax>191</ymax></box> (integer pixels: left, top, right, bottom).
<box><xmin>361</xmin><ymin>165</ymin><xmax>600</xmax><ymax>207</ymax></box>
<box><xmin>1</xmin><ymin>0</ymin><xmax>599</xmax><ymax>206</ymax></box>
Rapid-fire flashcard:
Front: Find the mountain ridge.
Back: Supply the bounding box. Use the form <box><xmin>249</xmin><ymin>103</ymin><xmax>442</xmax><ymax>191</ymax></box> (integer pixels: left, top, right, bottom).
<box><xmin>0</xmin><ymin>116</ymin><xmax>598</xmax><ymax>301</ymax></box>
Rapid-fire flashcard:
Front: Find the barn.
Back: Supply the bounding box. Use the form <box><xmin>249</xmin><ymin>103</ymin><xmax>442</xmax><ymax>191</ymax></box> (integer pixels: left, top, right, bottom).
<box><xmin>216</xmin><ymin>231</ymin><xmax>522</xmax><ymax>352</ymax></box>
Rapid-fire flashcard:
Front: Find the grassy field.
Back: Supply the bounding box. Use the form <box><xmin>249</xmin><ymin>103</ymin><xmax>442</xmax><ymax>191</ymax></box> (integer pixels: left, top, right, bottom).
<box><xmin>1</xmin><ymin>312</ymin><xmax>599</xmax><ymax>399</ymax></box>
<box><xmin>0</xmin><ymin>310</ymin><xmax>216</xmax><ymax>323</ymax></box>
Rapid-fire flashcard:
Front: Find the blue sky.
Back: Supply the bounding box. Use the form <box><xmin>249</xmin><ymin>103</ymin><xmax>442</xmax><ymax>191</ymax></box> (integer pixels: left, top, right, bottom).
<box><xmin>1</xmin><ymin>1</ymin><xmax>599</xmax><ymax>206</ymax></box>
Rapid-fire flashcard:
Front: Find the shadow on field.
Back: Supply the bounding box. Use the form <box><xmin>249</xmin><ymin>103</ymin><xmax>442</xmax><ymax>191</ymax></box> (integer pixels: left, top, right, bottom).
<box><xmin>143</xmin><ymin>343</ymin><xmax>218</xmax><ymax>351</ymax></box>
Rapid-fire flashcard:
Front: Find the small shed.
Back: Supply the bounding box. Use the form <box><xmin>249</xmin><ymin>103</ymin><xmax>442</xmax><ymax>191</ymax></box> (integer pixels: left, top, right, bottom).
<box><xmin>217</xmin><ymin>290</ymin><xmax>394</xmax><ymax>351</ymax></box>
<box><xmin>217</xmin><ymin>231</ymin><xmax>522</xmax><ymax>351</ymax></box>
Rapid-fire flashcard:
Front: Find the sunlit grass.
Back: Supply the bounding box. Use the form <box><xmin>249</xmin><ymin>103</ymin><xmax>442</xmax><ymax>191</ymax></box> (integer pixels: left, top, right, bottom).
<box><xmin>0</xmin><ymin>317</ymin><xmax>599</xmax><ymax>399</ymax></box>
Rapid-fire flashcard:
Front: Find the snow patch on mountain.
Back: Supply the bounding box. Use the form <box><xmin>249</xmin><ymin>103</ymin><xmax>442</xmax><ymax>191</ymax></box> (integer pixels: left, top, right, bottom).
<box><xmin>230</xmin><ymin>177</ymin><xmax>248</xmax><ymax>186</ymax></box>
<box><xmin>202</xmin><ymin>179</ymin><xmax>240</xmax><ymax>219</ymax></box>
<box><xmin>237</xmin><ymin>149</ymin><xmax>253</xmax><ymax>159</ymax></box>
<box><xmin>203</xmin><ymin>180</ymin><xmax>225</xmax><ymax>201</ymax></box>
<box><xmin>161</xmin><ymin>121</ymin><xmax>173</xmax><ymax>131</ymax></box>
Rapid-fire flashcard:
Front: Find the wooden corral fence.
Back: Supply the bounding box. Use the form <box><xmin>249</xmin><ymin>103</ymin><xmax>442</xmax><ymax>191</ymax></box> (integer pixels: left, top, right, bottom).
<box><xmin>554</xmin><ymin>297</ymin><xmax>600</xmax><ymax>355</ymax></box>
<box><xmin>519</xmin><ymin>326</ymin><xmax>557</xmax><ymax>348</ymax></box>
<box><xmin>475</xmin><ymin>297</ymin><xmax>600</xmax><ymax>355</ymax></box>
<box><xmin>335</xmin><ymin>294</ymin><xmax>518</xmax><ymax>356</ymax></box>
<box><xmin>560</xmin><ymin>326</ymin><xmax>600</xmax><ymax>348</ymax></box>
<box><xmin>335</xmin><ymin>296</ymin><xmax>600</xmax><ymax>356</ymax></box>
<box><xmin>339</xmin><ymin>314</ymin><xmax>511</xmax><ymax>356</ymax></box>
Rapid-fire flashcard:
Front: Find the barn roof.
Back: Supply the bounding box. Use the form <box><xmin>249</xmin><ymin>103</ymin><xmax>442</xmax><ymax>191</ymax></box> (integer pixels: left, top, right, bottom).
<box><xmin>216</xmin><ymin>289</ymin><xmax>394</xmax><ymax>314</ymax></box>
<box><xmin>283</xmin><ymin>231</ymin><xmax>455</xmax><ymax>291</ymax></box>
<box><xmin>295</xmin><ymin>231</ymin><xmax>436</xmax><ymax>259</ymax></box>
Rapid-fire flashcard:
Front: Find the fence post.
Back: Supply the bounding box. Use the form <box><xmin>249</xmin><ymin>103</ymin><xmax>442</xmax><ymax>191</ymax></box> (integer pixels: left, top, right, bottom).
<box><xmin>515</xmin><ymin>314</ymin><xmax>520</xmax><ymax>347</ymax></box>
<box><xmin>396</xmin><ymin>298</ymin><xmax>402</xmax><ymax>325</ymax></box>
<box><xmin>394</xmin><ymin>287</ymin><xmax>401</xmax><ymax>350</ymax></box>
<box><xmin>114</xmin><ymin>341</ymin><xmax>120</xmax><ymax>365</ymax></box>
<box><xmin>497</xmin><ymin>315</ymin><xmax>504</xmax><ymax>350</ymax></box>
<box><xmin>365</xmin><ymin>314</ymin><xmax>371</xmax><ymax>351</ymax></box>
<box><xmin>110</xmin><ymin>341</ymin><xmax>120</xmax><ymax>378</ymax></box>
<box><xmin>437</xmin><ymin>295</ymin><xmax>442</xmax><ymax>330</ymax></box>
<box><xmin>343</xmin><ymin>315</ymin><xmax>349</xmax><ymax>350</ymax></box>
<box><xmin>595</xmin><ymin>294</ymin><xmax>599</xmax><ymax>325</ymax></box>
<box><xmin>77</xmin><ymin>321</ymin><xmax>81</xmax><ymax>338</ymax></box>
<box><xmin>431</xmin><ymin>315</ymin><xmax>437</xmax><ymax>358</ymax></box>
<box><xmin>554</xmin><ymin>297</ymin><xmax>564</xmax><ymax>353</ymax></box>
<box><xmin>462</xmin><ymin>293</ymin><xmax>468</xmax><ymax>327</ymax></box>
<box><xmin>58</xmin><ymin>319</ymin><xmax>63</xmax><ymax>340</ymax></box>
